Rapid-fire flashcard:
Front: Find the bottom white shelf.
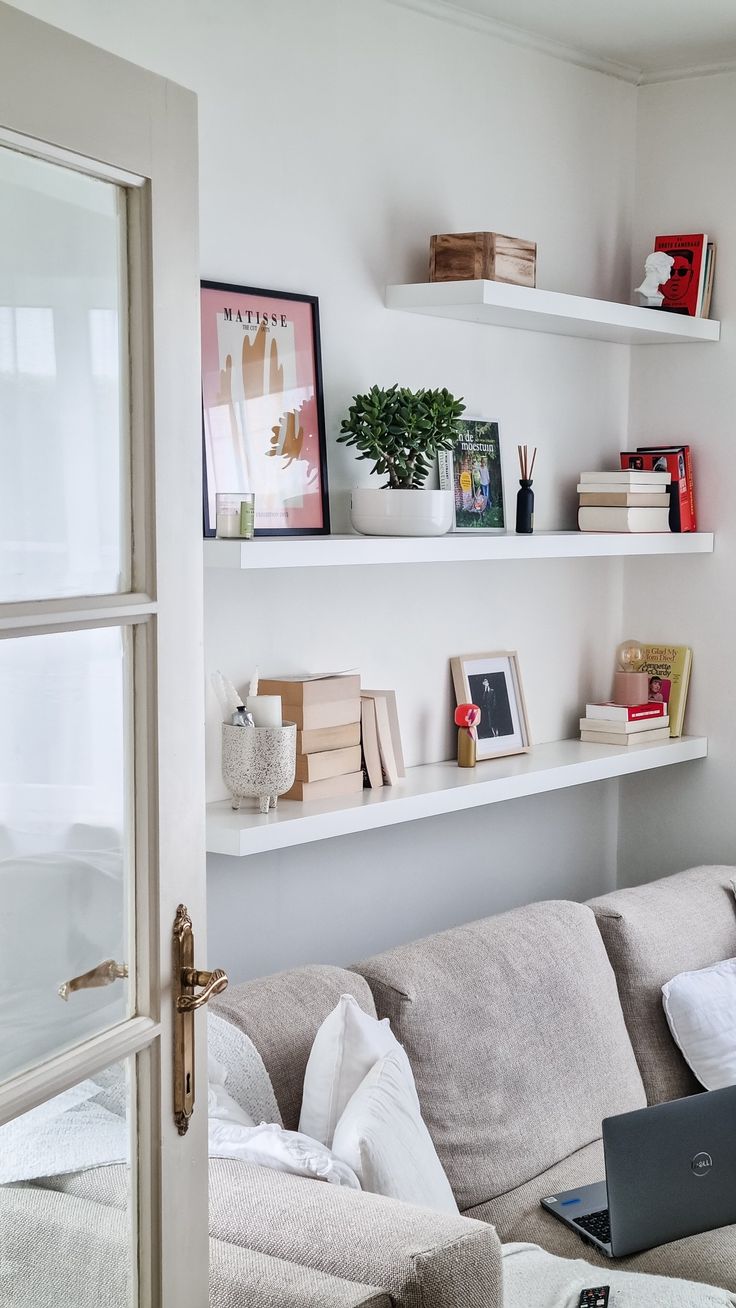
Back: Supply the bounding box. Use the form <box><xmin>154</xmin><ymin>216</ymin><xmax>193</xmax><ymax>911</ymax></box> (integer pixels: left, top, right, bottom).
<box><xmin>206</xmin><ymin>735</ymin><xmax>707</xmax><ymax>858</ymax></box>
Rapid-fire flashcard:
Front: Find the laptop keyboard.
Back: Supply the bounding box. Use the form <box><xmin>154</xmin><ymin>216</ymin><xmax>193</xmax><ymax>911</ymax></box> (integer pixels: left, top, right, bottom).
<box><xmin>574</xmin><ymin>1210</ymin><xmax>611</xmax><ymax>1245</ymax></box>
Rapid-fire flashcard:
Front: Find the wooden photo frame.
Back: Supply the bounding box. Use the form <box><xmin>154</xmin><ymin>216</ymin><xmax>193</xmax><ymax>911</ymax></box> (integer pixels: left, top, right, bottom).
<box><xmin>451</xmin><ymin>651</ymin><xmax>531</xmax><ymax>760</ymax></box>
<box><xmin>201</xmin><ymin>280</ymin><xmax>330</xmax><ymax>537</ymax></box>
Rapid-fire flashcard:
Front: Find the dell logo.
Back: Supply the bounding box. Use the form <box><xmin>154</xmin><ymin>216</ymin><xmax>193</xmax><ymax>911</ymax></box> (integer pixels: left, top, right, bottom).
<box><xmin>691</xmin><ymin>1152</ymin><xmax>713</xmax><ymax>1176</ymax></box>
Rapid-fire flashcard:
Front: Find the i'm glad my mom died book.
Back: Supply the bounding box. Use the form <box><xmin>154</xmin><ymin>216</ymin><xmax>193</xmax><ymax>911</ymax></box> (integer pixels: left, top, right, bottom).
<box><xmin>438</xmin><ymin>419</ymin><xmax>505</xmax><ymax>532</ymax></box>
<box><xmin>639</xmin><ymin>644</ymin><xmax>692</xmax><ymax>737</ymax></box>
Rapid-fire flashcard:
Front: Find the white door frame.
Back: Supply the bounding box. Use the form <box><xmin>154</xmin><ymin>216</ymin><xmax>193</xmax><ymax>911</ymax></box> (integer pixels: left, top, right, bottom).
<box><xmin>0</xmin><ymin>6</ymin><xmax>207</xmax><ymax>1305</ymax></box>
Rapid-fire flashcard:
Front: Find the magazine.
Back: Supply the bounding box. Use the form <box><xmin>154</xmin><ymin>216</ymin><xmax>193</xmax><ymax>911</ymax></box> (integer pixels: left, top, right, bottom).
<box><xmin>438</xmin><ymin>420</ymin><xmax>504</xmax><ymax>532</ymax></box>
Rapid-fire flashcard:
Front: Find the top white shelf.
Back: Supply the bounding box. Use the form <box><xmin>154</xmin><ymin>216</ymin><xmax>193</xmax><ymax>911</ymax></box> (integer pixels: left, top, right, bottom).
<box><xmin>385</xmin><ymin>280</ymin><xmax>721</xmax><ymax>345</ymax></box>
<box><xmin>205</xmin><ymin>531</ymin><xmax>714</xmax><ymax>571</ymax></box>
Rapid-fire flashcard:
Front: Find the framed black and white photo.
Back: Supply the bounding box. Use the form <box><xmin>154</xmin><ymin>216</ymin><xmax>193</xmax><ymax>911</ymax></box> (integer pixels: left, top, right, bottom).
<box><xmin>450</xmin><ymin>651</ymin><xmax>531</xmax><ymax>760</ymax></box>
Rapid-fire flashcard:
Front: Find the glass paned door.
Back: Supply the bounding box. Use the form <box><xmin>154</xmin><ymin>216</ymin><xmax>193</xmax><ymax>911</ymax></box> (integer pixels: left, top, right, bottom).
<box><xmin>0</xmin><ymin>5</ymin><xmax>205</xmax><ymax>1304</ymax></box>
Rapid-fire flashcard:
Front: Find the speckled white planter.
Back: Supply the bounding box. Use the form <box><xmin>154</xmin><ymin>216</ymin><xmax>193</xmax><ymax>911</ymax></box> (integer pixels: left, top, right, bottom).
<box><xmin>222</xmin><ymin>722</ymin><xmax>297</xmax><ymax>814</ymax></box>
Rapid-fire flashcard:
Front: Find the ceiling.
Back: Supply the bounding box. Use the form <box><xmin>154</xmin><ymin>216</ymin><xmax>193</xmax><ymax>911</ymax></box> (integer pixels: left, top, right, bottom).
<box><xmin>397</xmin><ymin>0</ymin><xmax>736</xmax><ymax>81</ymax></box>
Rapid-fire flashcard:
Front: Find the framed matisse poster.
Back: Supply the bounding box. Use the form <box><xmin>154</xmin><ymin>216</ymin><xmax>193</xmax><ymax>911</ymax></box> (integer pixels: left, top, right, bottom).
<box><xmin>451</xmin><ymin>651</ymin><xmax>531</xmax><ymax>760</ymax></box>
<box><xmin>201</xmin><ymin>281</ymin><xmax>330</xmax><ymax>536</ymax></box>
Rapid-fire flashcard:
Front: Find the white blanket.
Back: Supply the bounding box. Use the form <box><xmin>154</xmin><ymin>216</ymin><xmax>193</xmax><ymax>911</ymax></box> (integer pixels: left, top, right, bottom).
<box><xmin>0</xmin><ymin>1012</ymin><xmax>358</xmax><ymax>1190</ymax></box>
<box><xmin>502</xmin><ymin>1243</ymin><xmax>736</xmax><ymax>1307</ymax></box>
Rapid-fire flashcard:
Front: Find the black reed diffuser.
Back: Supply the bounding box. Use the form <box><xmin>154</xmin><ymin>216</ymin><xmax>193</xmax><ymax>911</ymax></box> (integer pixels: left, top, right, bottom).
<box><xmin>515</xmin><ymin>444</ymin><xmax>536</xmax><ymax>534</ymax></box>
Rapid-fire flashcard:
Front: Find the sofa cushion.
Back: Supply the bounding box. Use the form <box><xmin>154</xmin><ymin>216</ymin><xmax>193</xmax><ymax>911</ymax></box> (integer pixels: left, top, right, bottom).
<box><xmin>467</xmin><ymin>1138</ymin><xmax>736</xmax><ymax>1294</ymax></box>
<box><xmin>210</xmin><ymin>1243</ymin><xmax>392</xmax><ymax>1308</ymax></box>
<box><xmin>588</xmin><ymin>866</ymin><xmax>736</xmax><ymax>1104</ymax></box>
<box><xmin>353</xmin><ymin>900</ymin><xmax>646</xmax><ymax>1210</ymax></box>
<box><xmin>213</xmin><ymin>965</ymin><xmax>376</xmax><ymax>1130</ymax></box>
<box><xmin>209</xmin><ymin>1157</ymin><xmax>503</xmax><ymax>1308</ymax></box>
<box><xmin>0</xmin><ymin>1182</ymin><xmax>392</xmax><ymax>1308</ymax></box>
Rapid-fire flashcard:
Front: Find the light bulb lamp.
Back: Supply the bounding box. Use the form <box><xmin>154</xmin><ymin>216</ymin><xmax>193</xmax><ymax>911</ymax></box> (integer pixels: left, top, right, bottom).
<box><xmin>612</xmin><ymin>639</ymin><xmax>650</xmax><ymax>707</ymax></box>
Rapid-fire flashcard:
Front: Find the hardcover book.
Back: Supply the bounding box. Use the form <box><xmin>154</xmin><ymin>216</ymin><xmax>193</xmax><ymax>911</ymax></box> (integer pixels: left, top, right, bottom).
<box><xmin>620</xmin><ymin>448</ymin><xmax>695</xmax><ymax>532</ymax></box>
<box><xmin>637</xmin><ymin>645</ymin><xmax>693</xmax><ymax>737</ymax></box>
<box><xmin>438</xmin><ymin>419</ymin><xmax>504</xmax><ymax>532</ymax></box>
<box><xmin>653</xmin><ymin>234</ymin><xmax>708</xmax><ymax>317</ymax></box>
<box><xmin>580</xmin><ymin>716</ymin><xmax>669</xmax><ymax>735</ymax></box>
<box><xmin>585</xmin><ymin>702</ymin><xmax>665</xmax><ymax>722</ymax></box>
<box><xmin>580</xmin><ymin>726</ymin><xmax>671</xmax><ymax>747</ymax></box>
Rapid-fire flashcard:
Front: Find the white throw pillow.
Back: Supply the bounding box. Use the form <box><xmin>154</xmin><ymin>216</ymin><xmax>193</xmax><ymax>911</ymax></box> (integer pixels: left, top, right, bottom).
<box><xmin>331</xmin><ymin>1050</ymin><xmax>458</xmax><ymax>1215</ymax></box>
<box><xmin>662</xmin><ymin>957</ymin><xmax>736</xmax><ymax>1090</ymax></box>
<box><xmin>207</xmin><ymin>1120</ymin><xmax>361</xmax><ymax>1189</ymax></box>
<box><xmin>298</xmin><ymin>993</ymin><xmax>418</xmax><ymax>1146</ymax></box>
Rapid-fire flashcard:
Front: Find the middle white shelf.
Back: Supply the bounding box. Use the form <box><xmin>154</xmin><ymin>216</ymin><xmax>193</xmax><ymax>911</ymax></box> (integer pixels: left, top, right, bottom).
<box><xmin>205</xmin><ymin>531</ymin><xmax>714</xmax><ymax>571</ymax></box>
<box><xmin>207</xmin><ymin>735</ymin><xmax>707</xmax><ymax>858</ymax></box>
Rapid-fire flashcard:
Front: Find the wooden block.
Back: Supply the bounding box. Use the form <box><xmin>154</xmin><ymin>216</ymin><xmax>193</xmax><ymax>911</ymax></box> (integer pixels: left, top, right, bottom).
<box><xmin>429</xmin><ymin>232</ymin><xmax>536</xmax><ymax>287</ymax></box>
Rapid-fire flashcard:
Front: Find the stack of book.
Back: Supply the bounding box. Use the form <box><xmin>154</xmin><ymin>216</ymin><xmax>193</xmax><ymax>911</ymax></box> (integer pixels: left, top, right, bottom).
<box><xmin>258</xmin><ymin>673</ymin><xmax>362</xmax><ymax>801</ymax></box>
<box><xmin>360</xmin><ymin>690</ymin><xmax>406</xmax><ymax>788</ymax></box>
<box><xmin>580</xmin><ymin>701</ymin><xmax>670</xmax><ymax>747</ymax></box>
<box><xmin>577</xmin><ymin>469</ymin><xmax>672</xmax><ymax>533</ymax></box>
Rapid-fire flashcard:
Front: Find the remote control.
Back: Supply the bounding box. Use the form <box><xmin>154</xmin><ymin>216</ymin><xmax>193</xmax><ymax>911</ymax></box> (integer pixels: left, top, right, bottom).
<box><xmin>578</xmin><ymin>1290</ymin><xmax>610</xmax><ymax>1308</ymax></box>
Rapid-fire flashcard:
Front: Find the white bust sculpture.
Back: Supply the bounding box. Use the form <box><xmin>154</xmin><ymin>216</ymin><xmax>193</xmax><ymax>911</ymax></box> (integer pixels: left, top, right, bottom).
<box><xmin>635</xmin><ymin>251</ymin><xmax>674</xmax><ymax>307</ymax></box>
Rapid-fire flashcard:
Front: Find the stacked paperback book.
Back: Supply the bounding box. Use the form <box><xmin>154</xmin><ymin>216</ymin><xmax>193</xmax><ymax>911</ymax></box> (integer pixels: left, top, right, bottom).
<box><xmin>258</xmin><ymin>673</ymin><xmax>363</xmax><ymax>801</ymax></box>
<box><xmin>580</xmin><ymin>701</ymin><xmax>670</xmax><ymax>747</ymax></box>
<box><xmin>577</xmin><ymin>469</ymin><xmax>672</xmax><ymax>533</ymax></box>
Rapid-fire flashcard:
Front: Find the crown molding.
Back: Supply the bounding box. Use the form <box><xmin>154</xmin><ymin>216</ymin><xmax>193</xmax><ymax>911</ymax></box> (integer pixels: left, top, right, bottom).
<box><xmin>384</xmin><ymin>0</ymin><xmax>643</xmax><ymax>84</ymax></box>
<box><xmin>638</xmin><ymin>58</ymin><xmax>736</xmax><ymax>86</ymax></box>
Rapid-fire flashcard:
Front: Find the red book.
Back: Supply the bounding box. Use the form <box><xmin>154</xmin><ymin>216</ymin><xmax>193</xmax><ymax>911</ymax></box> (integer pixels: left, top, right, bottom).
<box><xmin>619</xmin><ymin>448</ymin><xmax>695</xmax><ymax>532</ymax></box>
<box><xmin>653</xmin><ymin>234</ymin><xmax>707</xmax><ymax>317</ymax></box>
<box><xmin>585</xmin><ymin>702</ymin><xmax>666</xmax><ymax>722</ymax></box>
<box><xmin>636</xmin><ymin>445</ymin><xmax>696</xmax><ymax>532</ymax></box>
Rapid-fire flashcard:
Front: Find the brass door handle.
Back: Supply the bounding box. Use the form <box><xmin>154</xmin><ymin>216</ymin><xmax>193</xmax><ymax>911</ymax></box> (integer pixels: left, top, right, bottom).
<box><xmin>172</xmin><ymin>904</ymin><xmax>229</xmax><ymax>1134</ymax></box>
<box><xmin>58</xmin><ymin>960</ymin><xmax>128</xmax><ymax>1002</ymax></box>
<box><xmin>177</xmin><ymin>967</ymin><xmax>228</xmax><ymax>1012</ymax></box>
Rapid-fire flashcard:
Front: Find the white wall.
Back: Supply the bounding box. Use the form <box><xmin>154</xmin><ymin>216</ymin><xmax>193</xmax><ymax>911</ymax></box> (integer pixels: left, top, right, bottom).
<box><xmin>8</xmin><ymin>0</ymin><xmax>639</xmax><ymax>978</ymax></box>
<box><xmin>618</xmin><ymin>74</ymin><xmax>736</xmax><ymax>885</ymax></box>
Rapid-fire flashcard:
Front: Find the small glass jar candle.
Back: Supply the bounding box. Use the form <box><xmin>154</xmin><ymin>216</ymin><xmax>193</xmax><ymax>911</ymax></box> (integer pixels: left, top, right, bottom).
<box><xmin>216</xmin><ymin>493</ymin><xmax>256</xmax><ymax>539</ymax></box>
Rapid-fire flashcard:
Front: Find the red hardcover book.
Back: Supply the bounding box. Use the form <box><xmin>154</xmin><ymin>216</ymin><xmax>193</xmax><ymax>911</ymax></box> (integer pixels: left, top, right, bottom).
<box><xmin>585</xmin><ymin>702</ymin><xmax>665</xmax><ymax>722</ymax></box>
<box><xmin>619</xmin><ymin>448</ymin><xmax>695</xmax><ymax>532</ymax></box>
<box><xmin>653</xmin><ymin>234</ymin><xmax>707</xmax><ymax>317</ymax></box>
<box><xmin>636</xmin><ymin>445</ymin><xmax>696</xmax><ymax>532</ymax></box>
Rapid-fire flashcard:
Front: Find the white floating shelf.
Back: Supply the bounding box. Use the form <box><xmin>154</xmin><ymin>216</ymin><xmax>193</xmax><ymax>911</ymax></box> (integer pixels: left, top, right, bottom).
<box><xmin>385</xmin><ymin>280</ymin><xmax>721</xmax><ymax>345</ymax></box>
<box><xmin>207</xmin><ymin>736</ymin><xmax>707</xmax><ymax>858</ymax></box>
<box><xmin>205</xmin><ymin>532</ymin><xmax>713</xmax><ymax>571</ymax></box>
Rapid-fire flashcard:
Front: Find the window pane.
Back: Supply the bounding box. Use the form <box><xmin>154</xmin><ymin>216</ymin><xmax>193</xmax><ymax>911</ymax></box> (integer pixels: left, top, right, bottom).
<box><xmin>0</xmin><ymin>145</ymin><xmax>129</xmax><ymax>601</ymax></box>
<box><xmin>0</xmin><ymin>1059</ymin><xmax>133</xmax><ymax>1307</ymax></box>
<box><xmin>0</xmin><ymin>626</ymin><xmax>133</xmax><ymax>1080</ymax></box>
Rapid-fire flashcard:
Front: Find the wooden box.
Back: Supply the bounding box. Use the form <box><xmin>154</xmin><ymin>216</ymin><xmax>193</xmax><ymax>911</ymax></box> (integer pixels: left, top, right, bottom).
<box><xmin>429</xmin><ymin>231</ymin><xmax>536</xmax><ymax>287</ymax></box>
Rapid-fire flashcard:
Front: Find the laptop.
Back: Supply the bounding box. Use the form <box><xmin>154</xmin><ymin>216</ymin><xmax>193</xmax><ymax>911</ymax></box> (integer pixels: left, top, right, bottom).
<box><xmin>541</xmin><ymin>1084</ymin><xmax>736</xmax><ymax>1257</ymax></box>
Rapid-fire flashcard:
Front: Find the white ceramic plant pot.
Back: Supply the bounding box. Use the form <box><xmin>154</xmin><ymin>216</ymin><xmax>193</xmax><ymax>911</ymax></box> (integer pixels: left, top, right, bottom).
<box><xmin>222</xmin><ymin>722</ymin><xmax>297</xmax><ymax>814</ymax></box>
<box><xmin>350</xmin><ymin>487</ymin><xmax>453</xmax><ymax>537</ymax></box>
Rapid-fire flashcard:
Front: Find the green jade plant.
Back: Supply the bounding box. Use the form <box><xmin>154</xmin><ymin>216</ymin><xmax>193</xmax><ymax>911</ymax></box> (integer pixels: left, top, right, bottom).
<box><xmin>338</xmin><ymin>384</ymin><xmax>465</xmax><ymax>489</ymax></box>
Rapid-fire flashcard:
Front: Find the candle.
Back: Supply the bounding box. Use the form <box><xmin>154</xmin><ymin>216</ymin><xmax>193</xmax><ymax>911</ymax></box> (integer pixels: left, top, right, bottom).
<box><xmin>216</xmin><ymin>492</ymin><xmax>255</xmax><ymax>539</ymax></box>
<box><xmin>246</xmin><ymin>695</ymin><xmax>282</xmax><ymax>728</ymax></box>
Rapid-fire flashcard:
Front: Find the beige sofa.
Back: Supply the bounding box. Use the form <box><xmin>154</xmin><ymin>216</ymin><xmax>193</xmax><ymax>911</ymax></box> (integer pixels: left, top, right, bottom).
<box><xmin>3</xmin><ymin>864</ymin><xmax>735</xmax><ymax>1306</ymax></box>
<box><xmin>213</xmin><ymin>863</ymin><xmax>736</xmax><ymax>1302</ymax></box>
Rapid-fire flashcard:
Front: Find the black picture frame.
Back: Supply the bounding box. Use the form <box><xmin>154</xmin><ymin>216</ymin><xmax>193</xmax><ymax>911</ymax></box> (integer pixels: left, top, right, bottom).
<box><xmin>201</xmin><ymin>280</ymin><xmax>331</xmax><ymax>537</ymax></box>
